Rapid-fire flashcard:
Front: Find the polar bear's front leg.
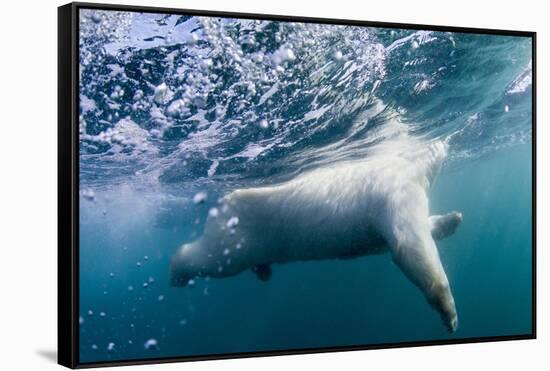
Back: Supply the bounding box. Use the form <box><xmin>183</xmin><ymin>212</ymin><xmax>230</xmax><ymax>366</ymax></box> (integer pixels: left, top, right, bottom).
<box><xmin>386</xmin><ymin>186</ymin><xmax>458</xmax><ymax>332</ymax></box>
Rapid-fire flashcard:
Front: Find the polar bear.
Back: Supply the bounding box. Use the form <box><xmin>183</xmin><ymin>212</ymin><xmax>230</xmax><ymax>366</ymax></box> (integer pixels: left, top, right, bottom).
<box><xmin>170</xmin><ymin>139</ymin><xmax>462</xmax><ymax>332</ymax></box>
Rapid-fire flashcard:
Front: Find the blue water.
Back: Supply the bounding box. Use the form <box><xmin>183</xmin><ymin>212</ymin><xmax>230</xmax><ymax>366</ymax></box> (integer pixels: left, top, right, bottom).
<box><xmin>78</xmin><ymin>9</ymin><xmax>533</xmax><ymax>363</ymax></box>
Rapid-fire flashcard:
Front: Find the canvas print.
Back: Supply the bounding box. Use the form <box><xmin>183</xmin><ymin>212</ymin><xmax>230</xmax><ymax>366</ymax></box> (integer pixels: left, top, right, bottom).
<box><xmin>78</xmin><ymin>8</ymin><xmax>533</xmax><ymax>363</ymax></box>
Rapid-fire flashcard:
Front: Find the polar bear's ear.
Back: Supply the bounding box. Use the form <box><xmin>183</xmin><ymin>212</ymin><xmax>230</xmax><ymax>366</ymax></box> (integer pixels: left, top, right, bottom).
<box><xmin>252</xmin><ymin>264</ymin><xmax>272</xmax><ymax>282</ymax></box>
<box><xmin>429</xmin><ymin>211</ymin><xmax>463</xmax><ymax>241</ymax></box>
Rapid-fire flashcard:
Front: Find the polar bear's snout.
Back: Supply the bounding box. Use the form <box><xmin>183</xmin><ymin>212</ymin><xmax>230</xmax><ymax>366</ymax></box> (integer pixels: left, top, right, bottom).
<box><xmin>170</xmin><ymin>244</ymin><xmax>196</xmax><ymax>287</ymax></box>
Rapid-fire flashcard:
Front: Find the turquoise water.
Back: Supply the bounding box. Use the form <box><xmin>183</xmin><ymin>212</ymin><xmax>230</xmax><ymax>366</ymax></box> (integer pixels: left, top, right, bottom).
<box><xmin>78</xmin><ymin>9</ymin><xmax>533</xmax><ymax>363</ymax></box>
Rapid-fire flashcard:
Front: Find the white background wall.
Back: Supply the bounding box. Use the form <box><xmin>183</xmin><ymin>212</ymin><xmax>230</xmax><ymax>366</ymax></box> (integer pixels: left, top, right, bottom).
<box><xmin>0</xmin><ymin>0</ymin><xmax>546</xmax><ymax>369</ymax></box>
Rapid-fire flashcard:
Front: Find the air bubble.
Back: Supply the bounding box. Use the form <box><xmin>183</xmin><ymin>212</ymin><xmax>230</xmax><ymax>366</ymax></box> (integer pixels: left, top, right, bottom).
<box><xmin>144</xmin><ymin>338</ymin><xmax>159</xmax><ymax>350</ymax></box>
<box><xmin>91</xmin><ymin>13</ymin><xmax>102</xmax><ymax>24</ymax></box>
<box><xmin>133</xmin><ymin>89</ymin><xmax>143</xmax><ymax>101</ymax></box>
<box><xmin>258</xmin><ymin>119</ymin><xmax>269</xmax><ymax>129</ymax></box>
<box><xmin>154</xmin><ymin>83</ymin><xmax>171</xmax><ymax>105</ymax></box>
<box><xmin>166</xmin><ymin>99</ymin><xmax>187</xmax><ymax>118</ymax></box>
<box><xmin>272</xmin><ymin>46</ymin><xmax>296</xmax><ymax>65</ymax></box>
<box><xmin>227</xmin><ymin>216</ymin><xmax>239</xmax><ymax>228</ymax></box>
<box><xmin>193</xmin><ymin>191</ymin><xmax>207</xmax><ymax>204</ymax></box>
<box><xmin>201</xmin><ymin>58</ymin><xmax>213</xmax><ymax>69</ymax></box>
<box><xmin>209</xmin><ymin>208</ymin><xmax>219</xmax><ymax>218</ymax></box>
<box><xmin>81</xmin><ymin>189</ymin><xmax>95</xmax><ymax>201</ymax></box>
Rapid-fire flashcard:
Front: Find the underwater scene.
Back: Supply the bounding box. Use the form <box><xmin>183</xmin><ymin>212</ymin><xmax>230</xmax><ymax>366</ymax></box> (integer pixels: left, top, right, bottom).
<box><xmin>78</xmin><ymin>9</ymin><xmax>533</xmax><ymax>363</ymax></box>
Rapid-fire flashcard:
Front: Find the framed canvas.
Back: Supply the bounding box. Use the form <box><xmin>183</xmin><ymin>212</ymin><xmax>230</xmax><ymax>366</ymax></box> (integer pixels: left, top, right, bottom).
<box><xmin>58</xmin><ymin>2</ymin><xmax>536</xmax><ymax>368</ymax></box>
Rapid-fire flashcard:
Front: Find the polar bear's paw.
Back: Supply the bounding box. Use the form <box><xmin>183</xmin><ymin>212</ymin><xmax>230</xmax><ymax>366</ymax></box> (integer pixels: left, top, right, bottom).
<box><xmin>429</xmin><ymin>211</ymin><xmax>463</xmax><ymax>241</ymax></box>
<box><xmin>252</xmin><ymin>264</ymin><xmax>272</xmax><ymax>282</ymax></box>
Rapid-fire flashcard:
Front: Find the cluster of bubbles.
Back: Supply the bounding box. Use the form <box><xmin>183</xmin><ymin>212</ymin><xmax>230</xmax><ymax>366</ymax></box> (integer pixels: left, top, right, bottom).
<box><xmin>81</xmin><ymin>280</ymin><xmax>172</xmax><ymax>355</ymax></box>
<box><xmin>78</xmin><ymin>10</ymin><xmax>390</xmax><ymax>189</ymax></box>
<box><xmin>79</xmin><ymin>9</ymin><xmax>532</xmax><ymax>191</ymax></box>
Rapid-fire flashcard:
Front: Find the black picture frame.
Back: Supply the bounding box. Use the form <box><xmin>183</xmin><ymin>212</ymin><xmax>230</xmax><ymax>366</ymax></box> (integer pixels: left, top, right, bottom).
<box><xmin>58</xmin><ymin>2</ymin><xmax>537</xmax><ymax>368</ymax></box>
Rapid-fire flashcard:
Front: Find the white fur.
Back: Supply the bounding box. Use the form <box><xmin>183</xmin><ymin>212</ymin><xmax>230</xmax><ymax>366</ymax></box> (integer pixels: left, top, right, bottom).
<box><xmin>171</xmin><ymin>137</ymin><xmax>459</xmax><ymax>332</ymax></box>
